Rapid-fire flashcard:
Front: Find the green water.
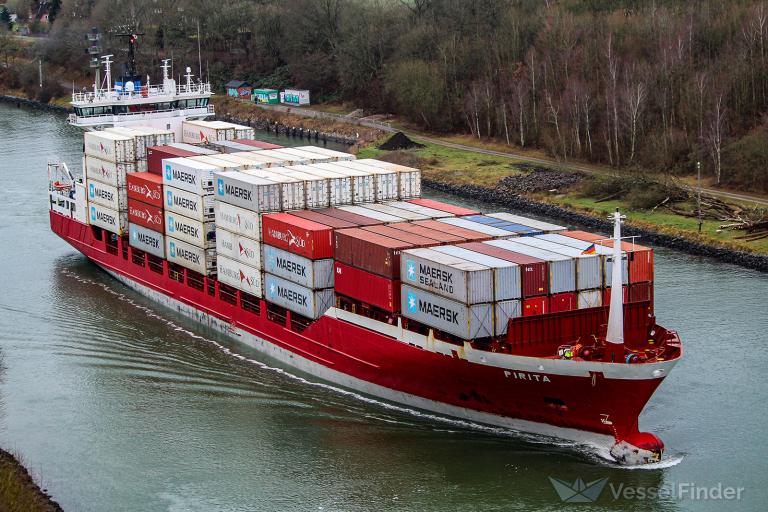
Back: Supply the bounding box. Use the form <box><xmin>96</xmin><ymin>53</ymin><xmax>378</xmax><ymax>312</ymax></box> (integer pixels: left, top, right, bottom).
<box><xmin>1</xmin><ymin>103</ymin><xmax>766</xmax><ymax>511</ymax></box>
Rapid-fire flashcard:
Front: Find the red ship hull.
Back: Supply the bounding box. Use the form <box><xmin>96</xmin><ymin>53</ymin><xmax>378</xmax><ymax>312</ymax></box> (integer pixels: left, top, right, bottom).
<box><xmin>50</xmin><ymin>210</ymin><xmax>678</xmax><ymax>449</ymax></box>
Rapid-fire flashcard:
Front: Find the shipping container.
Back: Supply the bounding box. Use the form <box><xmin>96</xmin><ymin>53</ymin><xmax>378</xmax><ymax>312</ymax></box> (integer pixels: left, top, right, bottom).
<box><xmin>230</xmin><ymin>151</ymin><xmax>288</xmax><ymax>168</ymax></box>
<box><xmin>401</xmin><ymin>284</ymin><xmax>494</xmax><ymax>339</ymax></box>
<box><xmin>314</xmin><ymin>207</ymin><xmax>381</xmax><ymax>226</ymax></box>
<box><xmin>461</xmin><ymin>215</ymin><xmax>541</xmax><ymax>236</ymax></box>
<box><xmin>127</xmin><ymin>200</ymin><xmax>164</xmax><ymax>232</ymax></box>
<box><xmin>164</xmin><ymin>185</ymin><xmax>214</xmax><ymax>222</ymax></box>
<box><xmin>146</xmin><ymin>146</ymin><xmax>199</xmax><ymax>175</ymax></box>
<box><xmin>298</xmin><ymin>166</ymin><xmax>353</xmax><ymax>206</ymax></box>
<box><xmin>272</xmin><ymin>147</ymin><xmax>333</xmax><ymax>164</ymax></box>
<box><xmin>167</xmin><ymin>143</ymin><xmax>219</xmax><ymax>155</ymax></box>
<box><xmin>126</xmin><ymin>172</ymin><xmax>164</xmax><ymax>207</ymax></box>
<box><xmin>361</xmin><ymin>203</ymin><xmax>430</xmax><ymax>221</ymax></box>
<box><xmin>106</xmin><ymin>126</ymin><xmax>172</xmax><ymax>160</ymax></box>
<box><xmin>129</xmin><ymin>223</ymin><xmax>165</xmax><ymax>258</ymax></box>
<box><xmin>562</xmin><ymin>230</ymin><xmax>654</xmax><ymax>284</ymax></box>
<box><xmin>549</xmin><ymin>292</ymin><xmax>577</xmax><ymax>313</ymax></box>
<box><xmin>212</xmin><ymin>121</ymin><xmax>255</xmax><ymax>140</ymax></box>
<box><xmin>295</xmin><ymin>146</ymin><xmax>355</xmax><ymax>162</ymax></box>
<box><xmin>432</xmin><ymin>245</ymin><xmax>522</xmax><ymax>300</ymax></box>
<box><xmin>338</xmin><ymin>205</ymin><xmax>404</xmax><ymax>223</ymax></box>
<box><xmin>312</xmin><ymin>163</ymin><xmax>376</xmax><ymax>204</ymax></box>
<box><xmin>84</xmin><ymin>131</ymin><xmax>136</xmax><ymax>163</ymax></box>
<box><xmin>388</xmin><ymin>222</ymin><xmax>465</xmax><ymax>244</ymax></box>
<box><xmin>165</xmin><ymin>212</ymin><xmax>216</xmax><ymax>248</ymax></box>
<box><xmin>356</xmin><ymin>159</ymin><xmax>421</xmax><ymax>199</ymax></box>
<box><xmin>217</xmin><ymin>255</ymin><xmax>263</xmax><ymax>297</ymax></box>
<box><xmin>84</xmin><ymin>155</ymin><xmax>137</xmax><ymax>187</ymax></box>
<box><xmin>458</xmin><ymin>242</ymin><xmax>548</xmax><ymax>298</ymax></box>
<box><xmin>495</xmin><ymin>299</ymin><xmax>522</xmax><ymax>335</ymax></box>
<box><xmin>578</xmin><ymin>289</ymin><xmax>602</xmax><ymax>309</ymax></box>
<box><xmin>232</xmin><ymin>139</ymin><xmax>283</xmax><ymax>150</ymax></box>
<box><xmin>88</xmin><ymin>201</ymin><xmax>128</xmax><ymax>235</ymax></box>
<box><xmin>437</xmin><ymin>217</ymin><xmax>513</xmax><ymax>238</ymax></box>
<box><xmin>332</xmin><ymin>161</ymin><xmax>399</xmax><ymax>201</ymax></box>
<box><xmin>509</xmin><ymin>237</ymin><xmax>602</xmax><ymax>291</ymax></box>
<box><xmin>629</xmin><ymin>282</ymin><xmax>653</xmax><ymax>303</ymax></box>
<box><xmin>162</xmin><ymin>157</ymin><xmax>219</xmax><ymax>195</ymax></box>
<box><xmin>536</xmin><ymin>233</ymin><xmax>628</xmax><ymax>287</ymax></box>
<box><xmin>214</xmin><ymin>171</ymin><xmax>282</xmax><ymax>212</ymax></box>
<box><xmin>257</xmin><ymin>149</ymin><xmax>311</xmax><ymax>166</ymax></box>
<box><xmin>166</xmin><ymin>237</ymin><xmax>216</xmax><ymax>275</ymax></box>
<box><xmin>485</xmin><ymin>212</ymin><xmax>567</xmax><ymax>233</ymax></box>
<box><xmin>216</xmin><ymin>229</ymin><xmax>262</xmax><ymax>269</ymax></box>
<box><xmin>210</xmin><ymin>153</ymin><xmax>263</xmax><ymax>169</ymax></box>
<box><xmin>362</xmin><ymin>225</ymin><xmax>440</xmax><ymax>246</ymax></box>
<box><xmin>182</xmin><ymin>120</ymin><xmax>235</xmax><ymax>144</ymax></box>
<box><xmin>86</xmin><ymin>178</ymin><xmax>127</xmax><ymax>211</ymax></box>
<box><xmin>263</xmin><ymin>245</ymin><xmax>334</xmax><ymax>289</ymax></box>
<box><xmin>278</xmin><ymin>167</ymin><xmax>330</xmax><ymax>209</ymax></box>
<box><xmin>412</xmin><ymin>220</ymin><xmax>491</xmax><ymax>242</ymax></box>
<box><xmin>264</xmin><ymin>273</ymin><xmax>333</xmax><ymax>319</ymax></box>
<box><xmin>400</xmin><ymin>248</ymin><xmax>494</xmax><ymax>304</ymax></box>
<box><xmin>208</xmin><ymin>140</ymin><xmax>261</xmax><ymax>154</ymax></box>
<box><xmin>383</xmin><ymin>201</ymin><xmax>455</xmax><ymax>219</ymax></box>
<box><xmin>603</xmin><ymin>285</ymin><xmax>629</xmax><ymax>306</ymax></box>
<box><xmin>334</xmin><ymin>228</ymin><xmax>413</xmax><ymax>279</ymax></box>
<box><xmin>485</xmin><ymin>239</ymin><xmax>575</xmax><ymax>293</ymax></box>
<box><xmin>289</xmin><ymin>209</ymin><xmax>357</xmax><ymax>229</ymax></box>
<box><xmin>214</xmin><ymin>200</ymin><xmax>261</xmax><ymax>240</ymax></box>
<box><xmin>407</xmin><ymin>198</ymin><xmax>480</xmax><ymax>216</ymax></box>
<box><xmin>522</xmin><ymin>296</ymin><xmax>548</xmax><ymax>316</ymax></box>
<box><xmin>191</xmin><ymin>154</ymin><xmax>247</xmax><ymax>171</ymax></box>
<box><xmin>333</xmin><ymin>262</ymin><xmax>400</xmax><ymax>312</ymax></box>
<box><xmin>261</xmin><ymin>213</ymin><xmax>334</xmax><ymax>260</ymax></box>
<box><xmin>242</xmin><ymin>169</ymin><xmax>305</xmax><ymax>211</ymax></box>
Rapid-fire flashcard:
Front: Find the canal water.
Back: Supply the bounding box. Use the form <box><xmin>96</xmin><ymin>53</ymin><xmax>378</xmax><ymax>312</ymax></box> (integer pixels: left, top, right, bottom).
<box><xmin>1</xmin><ymin>103</ymin><xmax>766</xmax><ymax>511</ymax></box>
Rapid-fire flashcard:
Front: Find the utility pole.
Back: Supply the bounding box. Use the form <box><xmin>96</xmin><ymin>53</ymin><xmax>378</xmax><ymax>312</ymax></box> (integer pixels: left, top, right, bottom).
<box><xmin>697</xmin><ymin>161</ymin><xmax>703</xmax><ymax>233</ymax></box>
<box><xmin>196</xmin><ymin>20</ymin><xmax>202</xmax><ymax>81</ymax></box>
<box><xmin>38</xmin><ymin>59</ymin><xmax>42</xmax><ymax>88</ymax></box>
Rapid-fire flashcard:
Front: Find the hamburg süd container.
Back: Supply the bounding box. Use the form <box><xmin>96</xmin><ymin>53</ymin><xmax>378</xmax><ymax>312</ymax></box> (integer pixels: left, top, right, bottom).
<box><xmin>577</xmin><ymin>289</ymin><xmax>602</xmax><ymax>309</ymax></box>
<box><xmin>401</xmin><ymin>248</ymin><xmax>494</xmax><ymax>304</ymax></box>
<box><xmin>485</xmin><ymin>239</ymin><xmax>575</xmax><ymax>294</ymax></box>
<box><xmin>383</xmin><ymin>201</ymin><xmax>455</xmax><ymax>219</ymax></box>
<box><xmin>87</xmin><ymin>178</ymin><xmax>127</xmax><ymax>211</ymax></box>
<box><xmin>84</xmin><ymin>131</ymin><xmax>136</xmax><ymax>163</ymax></box>
<box><xmin>456</xmin><ymin>242</ymin><xmax>548</xmax><ymax>298</ymax></box>
<box><xmin>214</xmin><ymin>171</ymin><xmax>282</xmax><ymax>213</ymax></box>
<box><xmin>146</xmin><ymin>145</ymin><xmax>199</xmax><ymax>175</ymax></box>
<box><xmin>217</xmin><ymin>255</ymin><xmax>263</xmax><ymax>297</ymax></box>
<box><xmin>163</xmin><ymin>157</ymin><xmax>218</xmax><ymax>195</ymax></box>
<box><xmin>401</xmin><ymin>284</ymin><xmax>494</xmax><ymax>339</ymax></box>
<box><xmin>562</xmin><ymin>230</ymin><xmax>654</xmax><ymax>284</ymax></box>
<box><xmin>431</xmin><ymin>245</ymin><xmax>522</xmax><ymax>300</ymax></box>
<box><xmin>495</xmin><ymin>299</ymin><xmax>522</xmax><ymax>335</ymax></box>
<box><xmin>182</xmin><ymin>120</ymin><xmax>234</xmax><ymax>144</ymax></box>
<box><xmin>437</xmin><ymin>217</ymin><xmax>513</xmax><ymax>238</ymax></box>
<box><xmin>214</xmin><ymin>200</ymin><xmax>261</xmax><ymax>241</ymax></box>
<box><xmin>127</xmin><ymin>172</ymin><xmax>163</xmax><ymax>207</ymax></box>
<box><xmin>295</xmin><ymin>146</ymin><xmax>355</xmax><ymax>162</ymax></box>
<box><xmin>334</xmin><ymin>228</ymin><xmax>413</xmax><ymax>279</ymax></box>
<box><xmin>333</xmin><ymin>262</ymin><xmax>401</xmax><ymax>312</ymax></box>
<box><xmin>407</xmin><ymin>198</ymin><xmax>480</xmax><ymax>216</ymax></box>
<box><xmin>522</xmin><ymin>296</ymin><xmax>548</xmax><ymax>316</ymax></box>
<box><xmin>261</xmin><ymin>213</ymin><xmax>334</xmax><ymax>260</ymax></box>
<box><xmin>549</xmin><ymin>292</ymin><xmax>577</xmax><ymax>313</ymax></box>
<box><xmin>165</xmin><ymin>212</ymin><xmax>216</xmax><ymax>248</ymax></box>
<box><xmin>128</xmin><ymin>223</ymin><xmax>165</xmax><ymax>258</ymax></box>
<box><xmin>242</xmin><ymin>169</ymin><xmax>306</xmax><ymax>211</ymax></box>
<box><xmin>84</xmin><ymin>156</ymin><xmax>137</xmax><ymax>188</ymax></box>
<box><xmin>536</xmin><ymin>233</ymin><xmax>628</xmax><ymax>287</ymax></box>
<box><xmin>356</xmin><ymin>159</ymin><xmax>421</xmax><ymax>199</ymax></box>
<box><xmin>263</xmin><ymin>273</ymin><xmax>334</xmax><ymax>319</ymax></box>
<box><xmin>88</xmin><ymin>201</ymin><xmax>128</xmax><ymax>235</ymax></box>
<box><xmin>263</xmin><ymin>245</ymin><xmax>334</xmax><ymax>289</ymax></box>
<box><xmin>166</xmin><ymin>237</ymin><xmax>216</xmax><ymax>275</ymax></box>
<box><xmin>510</xmin><ymin>236</ymin><xmax>602</xmax><ymax>291</ymax></box>
<box><xmin>215</xmin><ymin>228</ymin><xmax>262</xmax><ymax>269</ymax></box>
<box><xmin>164</xmin><ymin>185</ymin><xmax>214</xmax><ymax>222</ymax></box>
<box><xmin>127</xmin><ymin>200</ymin><xmax>164</xmax><ymax>232</ymax></box>
<box><xmin>485</xmin><ymin>212</ymin><xmax>567</xmax><ymax>233</ymax></box>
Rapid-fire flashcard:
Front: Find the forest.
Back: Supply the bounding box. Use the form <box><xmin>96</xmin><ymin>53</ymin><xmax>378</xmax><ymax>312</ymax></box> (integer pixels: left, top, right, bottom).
<box><xmin>2</xmin><ymin>0</ymin><xmax>768</xmax><ymax>192</ymax></box>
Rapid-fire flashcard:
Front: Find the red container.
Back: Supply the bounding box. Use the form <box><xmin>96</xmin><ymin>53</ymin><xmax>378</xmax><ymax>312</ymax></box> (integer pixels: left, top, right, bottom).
<box><xmin>362</xmin><ymin>225</ymin><xmax>440</xmax><ymax>247</ymax></box>
<box><xmin>334</xmin><ymin>228</ymin><xmax>414</xmax><ymax>279</ymax></box>
<box><xmin>549</xmin><ymin>292</ymin><xmax>577</xmax><ymax>313</ymax></box>
<box><xmin>126</xmin><ymin>172</ymin><xmax>163</xmax><ymax>207</ymax></box>
<box><xmin>407</xmin><ymin>198</ymin><xmax>480</xmax><ymax>216</ymax></box>
<box><xmin>261</xmin><ymin>213</ymin><xmax>334</xmax><ymax>260</ymax></box>
<box><xmin>389</xmin><ymin>222</ymin><xmax>467</xmax><ymax>244</ymax></box>
<box><xmin>522</xmin><ymin>296</ymin><xmax>548</xmax><ymax>316</ymax></box>
<box><xmin>629</xmin><ymin>282</ymin><xmax>653</xmax><ymax>303</ymax></box>
<box><xmin>315</xmin><ymin>208</ymin><xmax>382</xmax><ymax>226</ymax></box>
<box><xmin>127</xmin><ymin>200</ymin><xmax>164</xmax><ymax>231</ymax></box>
<box><xmin>232</xmin><ymin>139</ymin><xmax>284</xmax><ymax>150</ymax></box>
<box><xmin>290</xmin><ymin>209</ymin><xmax>358</xmax><ymax>229</ymax></box>
<box><xmin>602</xmin><ymin>285</ymin><xmax>629</xmax><ymax>305</ymax></box>
<box><xmin>334</xmin><ymin>262</ymin><xmax>401</xmax><ymax>312</ymax></box>
<box><xmin>563</xmin><ymin>230</ymin><xmax>654</xmax><ymax>284</ymax></box>
<box><xmin>459</xmin><ymin>242</ymin><xmax>549</xmax><ymax>298</ymax></box>
<box><xmin>412</xmin><ymin>220</ymin><xmax>490</xmax><ymax>242</ymax></box>
<box><xmin>146</xmin><ymin>145</ymin><xmax>200</xmax><ymax>175</ymax></box>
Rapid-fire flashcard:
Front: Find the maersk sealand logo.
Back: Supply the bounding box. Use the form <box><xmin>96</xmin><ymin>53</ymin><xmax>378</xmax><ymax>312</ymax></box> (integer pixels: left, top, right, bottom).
<box><xmin>549</xmin><ymin>476</ymin><xmax>609</xmax><ymax>503</ymax></box>
<box><xmin>217</xmin><ymin>178</ymin><xmax>225</xmax><ymax>196</ymax></box>
<box><xmin>407</xmin><ymin>291</ymin><xmax>418</xmax><ymax>313</ymax></box>
<box><xmin>405</xmin><ymin>259</ymin><xmax>417</xmax><ymax>281</ymax></box>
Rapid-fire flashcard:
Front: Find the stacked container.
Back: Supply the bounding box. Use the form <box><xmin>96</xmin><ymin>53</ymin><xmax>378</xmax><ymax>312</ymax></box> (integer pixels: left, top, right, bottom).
<box><xmin>106</xmin><ymin>126</ymin><xmax>174</xmax><ymax>172</ymax></box>
<box><xmin>127</xmin><ymin>172</ymin><xmax>166</xmax><ymax>258</ymax></box>
<box><xmin>182</xmin><ymin>120</ymin><xmax>255</xmax><ymax>144</ymax></box>
<box><xmin>84</xmin><ymin>131</ymin><xmax>135</xmax><ymax>235</ymax></box>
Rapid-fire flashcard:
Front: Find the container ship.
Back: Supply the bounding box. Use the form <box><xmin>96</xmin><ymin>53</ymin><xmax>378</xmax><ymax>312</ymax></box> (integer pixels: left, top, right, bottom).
<box><xmin>47</xmin><ymin>54</ymin><xmax>681</xmax><ymax>466</ymax></box>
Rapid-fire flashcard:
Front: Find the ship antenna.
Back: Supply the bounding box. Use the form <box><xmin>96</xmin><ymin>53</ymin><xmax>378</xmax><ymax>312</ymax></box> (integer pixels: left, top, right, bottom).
<box><xmin>102</xmin><ymin>55</ymin><xmax>114</xmax><ymax>93</ymax></box>
<box><xmin>605</xmin><ymin>208</ymin><xmax>626</xmax><ymax>360</ymax></box>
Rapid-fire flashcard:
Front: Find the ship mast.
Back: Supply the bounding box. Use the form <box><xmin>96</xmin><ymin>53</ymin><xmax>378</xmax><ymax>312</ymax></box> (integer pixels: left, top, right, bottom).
<box><xmin>605</xmin><ymin>208</ymin><xmax>626</xmax><ymax>361</ymax></box>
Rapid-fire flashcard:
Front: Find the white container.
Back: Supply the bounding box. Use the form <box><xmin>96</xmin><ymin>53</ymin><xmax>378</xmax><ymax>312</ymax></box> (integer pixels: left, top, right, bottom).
<box><xmin>208</xmin><ymin>140</ymin><xmax>257</xmax><ymax>154</ymax></box>
<box><xmin>214</xmin><ymin>121</ymin><xmax>255</xmax><ymax>140</ymax></box>
<box><xmin>105</xmin><ymin>126</ymin><xmax>167</xmax><ymax>160</ymax></box>
<box><xmin>166</xmin><ymin>237</ymin><xmax>216</xmax><ymax>275</ymax></box>
<box><xmin>217</xmin><ymin>255</ymin><xmax>263</xmax><ymax>297</ymax></box>
<box><xmin>206</xmin><ymin>153</ymin><xmax>257</xmax><ymax>169</ymax></box>
<box><xmin>495</xmin><ymin>299</ymin><xmax>522</xmax><ymax>335</ymax></box>
<box><xmin>280</xmin><ymin>167</ymin><xmax>331</xmax><ymax>209</ymax></box>
<box><xmin>243</xmin><ymin>169</ymin><xmax>305</xmax><ymax>211</ymax></box>
<box><xmin>335</xmin><ymin>161</ymin><xmax>399</xmax><ymax>202</ymax></box>
<box><xmin>362</xmin><ymin>202</ymin><xmax>429</xmax><ymax>221</ymax></box>
<box><xmin>298</xmin><ymin>166</ymin><xmax>353</xmax><ymax>206</ymax></box>
<box><xmin>263</xmin><ymin>245</ymin><xmax>334</xmax><ymax>289</ymax></box>
<box><xmin>231</xmin><ymin>152</ymin><xmax>287</xmax><ymax>168</ymax></box>
<box><xmin>264</xmin><ymin>273</ymin><xmax>334</xmax><ymax>319</ymax></box>
<box><xmin>338</xmin><ymin>205</ymin><xmax>403</xmax><ymax>222</ymax></box>
<box><xmin>383</xmin><ymin>201</ymin><xmax>454</xmax><ymax>219</ymax></box>
<box><xmin>87</xmin><ymin>178</ymin><xmax>127</xmax><ymax>211</ymax></box>
<box><xmin>486</xmin><ymin>212</ymin><xmax>567</xmax><ymax>233</ymax></box>
<box><xmin>258</xmin><ymin>149</ymin><xmax>311</xmax><ymax>166</ymax></box>
<box><xmin>578</xmin><ymin>289</ymin><xmax>603</xmax><ymax>309</ymax></box>
<box><xmin>357</xmin><ymin>159</ymin><xmax>421</xmax><ymax>199</ymax></box>
<box><xmin>214</xmin><ymin>171</ymin><xmax>282</xmax><ymax>212</ymax></box>
<box><xmin>190</xmin><ymin>155</ymin><xmax>244</xmax><ymax>171</ymax></box>
<box><xmin>295</xmin><ymin>146</ymin><xmax>354</xmax><ymax>162</ymax></box>
<box><xmin>164</xmin><ymin>185</ymin><xmax>214</xmax><ymax>221</ymax></box>
<box><xmin>182</xmin><ymin>120</ymin><xmax>234</xmax><ymax>144</ymax></box>
<box><xmin>536</xmin><ymin>233</ymin><xmax>628</xmax><ymax>287</ymax></box>
<box><xmin>432</xmin><ymin>245</ymin><xmax>522</xmax><ymax>300</ymax></box>
<box><xmin>162</xmin><ymin>157</ymin><xmax>219</xmax><ymax>195</ymax></box>
<box><xmin>314</xmin><ymin>163</ymin><xmax>376</xmax><ymax>204</ymax></box>
<box><xmin>486</xmin><ymin>239</ymin><xmax>576</xmax><ymax>294</ymax></box>
<box><xmin>273</xmin><ymin>147</ymin><xmax>332</xmax><ymax>164</ymax></box>
<box><xmin>84</xmin><ymin>131</ymin><xmax>135</xmax><ymax>163</ymax></box>
<box><xmin>401</xmin><ymin>248</ymin><xmax>494</xmax><ymax>304</ymax></box>
<box><xmin>214</xmin><ymin>201</ymin><xmax>261</xmax><ymax>240</ymax></box>
<box><xmin>437</xmin><ymin>217</ymin><xmax>512</xmax><ymax>238</ymax></box>
<box><xmin>168</xmin><ymin>142</ymin><xmax>217</xmax><ymax>155</ymax></box>
<box><xmin>510</xmin><ymin>236</ymin><xmax>602</xmax><ymax>290</ymax></box>
<box><xmin>401</xmin><ymin>284</ymin><xmax>493</xmax><ymax>339</ymax></box>
<box><xmin>88</xmin><ymin>201</ymin><xmax>128</xmax><ymax>235</ymax></box>
<box><xmin>165</xmin><ymin>212</ymin><xmax>216</xmax><ymax>248</ymax></box>
<box><xmin>129</xmin><ymin>223</ymin><xmax>165</xmax><ymax>258</ymax></box>
<box><xmin>216</xmin><ymin>228</ymin><xmax>262</xmax><ymax>268</ymax></box>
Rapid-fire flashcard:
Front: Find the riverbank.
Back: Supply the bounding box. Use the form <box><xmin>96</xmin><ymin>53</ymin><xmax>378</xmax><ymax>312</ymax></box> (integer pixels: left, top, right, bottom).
<box><xmin>0</xmin><ymin>93</ymin><xmax>69</xmax><ymax>113</ymax></box>
<box><xmin>0</xmin><ymin>448</ymin><xmax>63</xmax><ymax>512</ymax></box>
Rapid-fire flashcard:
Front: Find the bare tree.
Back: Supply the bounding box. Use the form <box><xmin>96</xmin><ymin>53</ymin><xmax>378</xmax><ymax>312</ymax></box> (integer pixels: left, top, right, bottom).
<box><xmin>605</xmin><ymin>33</ymin><xmax>620</xmax><ymax>166</ymax></box>
<box><xmin>706</xmin><ymin>94</ymin><xmax>726</xmax><ymax>184</ymax></box>
<box><xmin>625</xmin><ymin>80</ymin><xmax>647</xmax><ymax>164</ymax></box>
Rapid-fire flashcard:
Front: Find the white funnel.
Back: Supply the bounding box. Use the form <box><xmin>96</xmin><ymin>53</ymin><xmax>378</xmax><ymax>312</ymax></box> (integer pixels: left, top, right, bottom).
<box><xmin>606</xmin><ymin>209</ymin><xmax>626</xmax><ymax>346</ymax></box>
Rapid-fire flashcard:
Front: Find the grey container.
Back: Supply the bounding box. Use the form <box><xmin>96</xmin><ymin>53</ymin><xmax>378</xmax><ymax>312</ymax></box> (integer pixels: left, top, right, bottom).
<box><xmin>485</xmin><ymin>239</ymin><xmax>576</xmax><ymax>293</ymax></box>
<box><xmin>485</xmin><ymin>212</ymin><xmax>567</xmax><ymax>233</ymax></box>
<box><xmin>401</xmin><ymin>248</ymin><xmax>494</xmax><ymax>304</ymax></box>
<box><xmin>362</xmin><ymin>202</ymin><xmax>430</xmax><ymax>221</ymax></box>
<box><xmin>438</xmin><ymin>217</ymin><xmax>513</xmax><ymax>238</ymax></box>
<box><xmin>510</xmin><ymin>236</ymin><xmax>602</xmax><ymax>290</ymax></box>
<box><xmin>384</xmin><ymin>201</ymin><xmax>455</xmax><ymax>219</ymax></box>
<box><xmin>263</xmin><ymin>245</ymin><xmax>334</xmax><ymax>289</ymax></box>
<box><xmin>401</xmin><ymin>284</ymin><xmax>494</xmax><ymax>339</ymax></box>
<box><xmin>263</xmin><ymin>273</ymin><xmax>334</xmax><ymax>319</ymax></box>
<box><xmin>535</xmin><ymin>233</ymin><xmax>628</xmax><ymax>287</ymax></box>
<box><xmin>129</xmin><ymin>223</ymin><xmax>165</xmax><ymax>258</ymax></box>
<box><xmin>495</xmin><ymin>299</ymin><xmax>522</xmax><ymax>335</ymax></box>
<box><xmin>214</xmin><ymin>171</ymin><xmax>282</xmax><ymax>212</ymax></box>
<box><xmin>432</xmin><ymin>245</ymin><xmax>522</xmax><ymax>300</ymax></box>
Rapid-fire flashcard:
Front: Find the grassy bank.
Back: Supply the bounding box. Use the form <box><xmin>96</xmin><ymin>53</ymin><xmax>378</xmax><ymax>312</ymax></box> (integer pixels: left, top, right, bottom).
<box><xmin>0</xmin><ymin>449</ymin><xmax>62</xmax><ymax>512</ymax></box>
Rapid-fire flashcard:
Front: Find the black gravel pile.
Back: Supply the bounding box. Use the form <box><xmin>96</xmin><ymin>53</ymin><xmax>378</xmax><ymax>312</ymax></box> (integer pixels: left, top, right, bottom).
<box><xmin>378</xmin><ymin>132</ymin><xmax>425</xmax><ymax>150</ymax></box>
<box><xmin>497</xmin><ymin>168</ymin><xmax>583</xmax><ymax>194</ymax></box>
